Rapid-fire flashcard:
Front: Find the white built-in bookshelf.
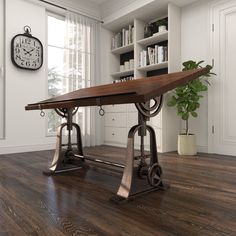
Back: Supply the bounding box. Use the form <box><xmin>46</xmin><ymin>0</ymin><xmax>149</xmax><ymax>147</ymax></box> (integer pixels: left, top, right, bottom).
<box><xmin>111</xmin><ymin>43</ymin><xmax>134</xmax><ymax>55</ymax></box>
<box><xmin>111</xmin><ymin>69</ymin><xmax>134</xmax><ymax>78</ymax></box>
<box><xmin>137</xmin><ymin>31</ymin><xmax>168</xmax><ymax>46</ymax></box>
<box><xmin>103</xmin><ymin>3</ymin><xmax>181</xmax><ymax>152</ymax></box>
<box><xmin>137</xmin><ymin>61</ymin><xmax>168</xmax><ymax>72</ymax></box>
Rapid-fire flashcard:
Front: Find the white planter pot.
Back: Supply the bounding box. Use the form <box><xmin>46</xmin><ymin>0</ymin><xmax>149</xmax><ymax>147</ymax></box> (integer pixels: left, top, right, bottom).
<box><xmin>158</xmin><ymin>25</ymin><xmax>167</xmax><ymax>32</ymax></box>
<box><xmin>177</xmin><ymin>134</ymin><xmax>197</xmax><ymax>156</ymax></box>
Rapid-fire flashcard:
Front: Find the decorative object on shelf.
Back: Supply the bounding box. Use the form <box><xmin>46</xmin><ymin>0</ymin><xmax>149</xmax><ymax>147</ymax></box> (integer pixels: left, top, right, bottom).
<box><xmin>159</xmin><ymin>25</ymin><xmax>167</xmax><ymax>33</ymax></box>
<box><xmin>11</xmin><ymin>26</ymin><xmax>43</xmax><ymax>70</ymax></box>
<box><xmin>167</xmin><ymin>60</ymin><xmax>215</xmax><ymax>155</ymax></box>
<box><xmin>144</xmin><ymin>24</ymin><xmax>153</xmax><ymax>38</ymax></box>
<box><xmin>124</xmin><ymin>61</ymin><xmax>130</xmax><ymax>70</ymax></box>
<box><xmin>120</xmin><ymin>58</ymin><xmax>134</xmax><ymax>72</ymax></box>
<box><xmin>114</xmin><ymin>76</ymin><xmax>134</xmax><ymax>83</ymax></box>
<box><xmin>120</xmin><ymin>65</ymin><xmax>125</xmax><ymax>72</ymax></box>
<box><xmin>156</xmin><ymin>18</ymin><xmax>168</xmax><ymax>33</ymax></box>
<box><xmin>129</xmin><ymin>59</ymin><xmax>134</xmax><ymax>69</ymax></box>
<box><xmin>144</xmin><ymin>18</ymin><xmax>168</xmax><ymax>38</ymax></box>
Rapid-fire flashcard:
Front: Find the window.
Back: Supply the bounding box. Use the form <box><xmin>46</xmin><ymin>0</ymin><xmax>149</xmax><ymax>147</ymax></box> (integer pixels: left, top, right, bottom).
<box><xmin>47</xmin><ymin>12</ymin><xmax>99</xmax><ymax>146</ymax></box>
<box><xmin>47</xmin><ymin>13</ymin><xmax>84</xmax><ymax>135</ymax></box>
<box><xmin>47</xmin><ymin>14</ymin><xmax>65</xmax><ymax>134</ymax></box>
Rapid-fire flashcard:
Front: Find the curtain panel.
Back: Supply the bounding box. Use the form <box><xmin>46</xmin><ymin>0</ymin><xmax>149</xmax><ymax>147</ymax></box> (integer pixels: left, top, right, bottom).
<box><xmin>64</xmin><ymin>12</ymin><xmax>100</xmax><ymax>146</ymax></box>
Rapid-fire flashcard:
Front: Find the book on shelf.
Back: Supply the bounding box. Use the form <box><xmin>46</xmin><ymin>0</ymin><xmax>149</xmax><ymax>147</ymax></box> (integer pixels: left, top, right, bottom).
<box><xmin>122</xmin><ymin>28</ymin><xmax>125</xmax><ymax>46</ymax></box>
<box><xmin>147</xmin><ymin>47</ymin><xmax>155</xmax><ymax>65</ymax></box>
<box><xmin>111</xmin><ymin>25</ymin><xmax>134</xmax><ymax>50</ymax></box>
<box><xmin>139</xmin><ymin>50</ymin><xmax>147</xmax><ymax>67</ymax></box>
<box><xmin>158</xmin><ymin>46</ymin><xmax>164</xmax><ymax>63</ymax></box>
<box><xmin>154</xmin><ymin>45</ymin><xmax>158</xmax><ymax>64</ymax></box>
<box><xmin>139</xmin><ymin>45</ymin><xmax>168</xmax><ymax>67</ymax></box>
<box><xmin>157</xmin><ymin>46</ymin><xmax>168</xmax><ymax>63</ymax></box>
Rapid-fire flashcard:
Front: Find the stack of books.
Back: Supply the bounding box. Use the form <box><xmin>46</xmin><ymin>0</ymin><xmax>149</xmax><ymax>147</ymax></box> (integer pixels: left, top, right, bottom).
<box><xmin>139</xmin><ymin>45</ymin><xmax>168</xmax><ymax>67</ymax></box>
<box><xmin>111</xmin><ymin>25</ymin><xmax>134</xmax><ymax>50</ymax></box>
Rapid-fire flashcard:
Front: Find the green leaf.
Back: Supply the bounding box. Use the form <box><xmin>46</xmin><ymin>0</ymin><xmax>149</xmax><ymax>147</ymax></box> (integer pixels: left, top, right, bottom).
<box><xmin>201</xmin><ymin>85</ymin><xmax>208</xmax><ymax>91</ymax></box>
<box><xmin>167</xmin><ymin>96</ymin><xmax>177</xmax><ymax>106</ymax></box>
<box><xmin>191</xmin><ymin>111</ymin><xmax>198</xmax><ymax>117</ymax></box>
<box><xmin>182</xmin><ymin>113</ymin><xmax>189</xmax><ymax>120</ymax></box>
<box><xmin>167</xmin><ymin>101</ymin><xmax>175</xmax><ymax>106</ymax></box>
<box><xmin>196</xmin><ymin>60</ymin><xmax>204</xmax><ymax>67</ymax></box>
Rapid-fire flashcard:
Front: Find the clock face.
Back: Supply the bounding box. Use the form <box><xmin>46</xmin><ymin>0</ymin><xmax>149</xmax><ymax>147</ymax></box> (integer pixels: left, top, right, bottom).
<box><xmin>11</xmin><ymin>34</ymin><xmax>43</xmax><ymax>70</ymax></box>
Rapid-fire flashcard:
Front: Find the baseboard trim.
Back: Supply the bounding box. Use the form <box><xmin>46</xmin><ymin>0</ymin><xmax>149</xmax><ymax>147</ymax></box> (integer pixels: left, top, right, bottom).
<box><xmin>197</xmin><ymin>145</ymin><xmax>208</xmax><ymax>153</ymax></box>
<box><xmin>0</xmin><ymin>143</ymin><xmax>55</xmax><ymax>155</ymax></box>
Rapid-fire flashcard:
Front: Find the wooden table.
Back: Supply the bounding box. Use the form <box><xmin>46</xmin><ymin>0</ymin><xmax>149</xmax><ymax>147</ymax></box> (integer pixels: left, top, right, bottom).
<box><xmin>25</xmin><ymin>68</ymin><xmax>209</xmax><ymax>202</ymax></box>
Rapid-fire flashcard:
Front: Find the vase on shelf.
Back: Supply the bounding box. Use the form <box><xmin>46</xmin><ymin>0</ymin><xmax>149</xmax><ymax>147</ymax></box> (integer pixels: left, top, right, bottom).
<box><xmin>144</xmin><ymin>24</ymin><xmax>153</xmax><ymax>38</ymax></box>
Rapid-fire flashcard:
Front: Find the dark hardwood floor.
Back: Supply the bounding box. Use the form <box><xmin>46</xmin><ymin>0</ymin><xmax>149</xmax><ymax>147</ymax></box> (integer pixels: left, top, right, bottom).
<box><xmin>0</xmin><ymin>145</ymin><xmax>236</xmax><ymax>236</ymax></box>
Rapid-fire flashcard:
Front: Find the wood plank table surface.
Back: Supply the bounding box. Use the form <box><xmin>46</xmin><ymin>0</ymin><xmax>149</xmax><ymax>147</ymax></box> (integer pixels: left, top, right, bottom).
<box><xmin>25</xmin><ymin>68</ymin><xmax>209</xmax><ymax>111</ymax></box>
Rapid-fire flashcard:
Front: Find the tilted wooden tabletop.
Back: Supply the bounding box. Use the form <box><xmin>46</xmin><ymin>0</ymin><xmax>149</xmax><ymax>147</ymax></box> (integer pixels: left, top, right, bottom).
<box><xmin>25</xmin><ymin>68</ymin><xmax>209</xmax><ymax>111</ymax></box>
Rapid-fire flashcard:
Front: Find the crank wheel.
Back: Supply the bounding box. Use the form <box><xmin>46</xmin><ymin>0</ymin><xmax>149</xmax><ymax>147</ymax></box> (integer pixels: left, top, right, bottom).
<box><xmin>138</xmin><ymin>165</ymin><xmax>148</xmax><ymax>179</ymax></box>
<box><xmin>147</xmin><ymin>163</ymin><xmax>162</xmax><ymax>187</ymax></box>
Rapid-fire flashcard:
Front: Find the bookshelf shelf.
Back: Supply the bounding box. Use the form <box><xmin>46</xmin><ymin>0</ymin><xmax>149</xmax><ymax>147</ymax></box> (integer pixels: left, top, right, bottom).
<box><xmin>137</xmin><ymin>61</ymin><xmax>168</xmax><ymax>72</ymax></box>
<box><xmin>111</xmin><ymin>44</ymin><xmax>134</xmax><ymax>55</ymax></box>
<box><xmin>111</xmin><ymin>69</ymin><xmax>134</xmax><ymax>78</ymax></box>
<box><xmin>137</xmin><ymin>31</ymin><xmax>168</xmax><ymax>47</ymax></box>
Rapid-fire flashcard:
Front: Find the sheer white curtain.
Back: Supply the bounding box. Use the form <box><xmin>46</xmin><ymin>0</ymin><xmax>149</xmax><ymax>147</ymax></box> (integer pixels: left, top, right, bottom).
<box><xmin>64</xmin><ymin>12</ymin><xmax>100</xmax><ymax>146</ymax></box>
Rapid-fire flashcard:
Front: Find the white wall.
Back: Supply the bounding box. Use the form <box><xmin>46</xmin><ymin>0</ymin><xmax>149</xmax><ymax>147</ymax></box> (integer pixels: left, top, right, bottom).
<box><xmin>181</xmin><ymin>0</ymin><xmax>214</xmax><ymax>152</ymax></box>
<box><xmin>0</xmin><ymin>0</ymin><xmax>4</xmax><ymax>139</ymax></box>
<box><xmin>0</xmin><ymin>0</ymin><xmax>101</xmax><ymax>154</ymax></box>
<box><xmin>0</xmin><ymin>0</ymin><xmax>54</xmax><ymax>154</ymax></box>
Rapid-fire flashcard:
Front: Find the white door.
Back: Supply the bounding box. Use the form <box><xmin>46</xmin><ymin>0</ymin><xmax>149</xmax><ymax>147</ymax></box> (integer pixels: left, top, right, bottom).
<box><xmin>209</xmin><ymin>0</ymin><xmax>236</xmax><ymax>155</ymax></box>
<box><xmin>0</xmin><ymin>0</ymin><xmax>4</xmax><ymax>139</ymax></box>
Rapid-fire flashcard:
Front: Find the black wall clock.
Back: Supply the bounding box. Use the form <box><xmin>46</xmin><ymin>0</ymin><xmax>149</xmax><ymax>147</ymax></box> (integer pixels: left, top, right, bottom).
<box><xmin>11</xmin><ymin>26</ymin><xmax>43</xmax><ymax>70</ymax></box>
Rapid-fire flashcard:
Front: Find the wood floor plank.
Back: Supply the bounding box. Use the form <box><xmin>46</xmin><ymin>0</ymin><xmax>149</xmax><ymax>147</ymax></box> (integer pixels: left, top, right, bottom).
<box><xmin>0</xmin><ymin>146</ymin><xmax>236</xmax><ymax>235</ymax></box>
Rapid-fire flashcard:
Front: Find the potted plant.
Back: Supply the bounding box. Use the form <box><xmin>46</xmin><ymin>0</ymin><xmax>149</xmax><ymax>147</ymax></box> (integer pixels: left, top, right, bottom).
<box><xmin>156</xmin><ymin>18</ymin><xmax>168</xmax><ymax>33</ymax></box>
<box><xmin>167</xmin><ymin>60</ymin><xmax>215</xmax><ymax>155</ymax></box>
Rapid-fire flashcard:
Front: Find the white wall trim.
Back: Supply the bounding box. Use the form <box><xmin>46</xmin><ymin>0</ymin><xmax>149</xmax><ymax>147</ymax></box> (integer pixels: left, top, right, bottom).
<box><xmin>0</xmin><ymin>143</ymin><xmax>55</xmax><ymax>155</ymax></box>
<box><xmin>0</xmin><ymin>0</ymin><xmax>6</xmax><ymax>139</ymax></box>
<box><xmin>197</xmin><ymin>144</ymin><xmax>208</xmax><ymax>153</ymax></box>
<box><xmin>208</xmin><ymin>0</ymin><xmax>216</xmax><ymax>154</ymax></box>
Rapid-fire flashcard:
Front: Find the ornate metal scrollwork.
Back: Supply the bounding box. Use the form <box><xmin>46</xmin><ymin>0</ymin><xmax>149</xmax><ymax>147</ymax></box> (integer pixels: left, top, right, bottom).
<box><xmin>135</xmin><ymin>95</ymin><xmax>163</xmax><ymax>118</ymax></box>
<box><xmin>43</xmin><ymin>107</ymin><xmax>84</xmax><ymax>175</ymax></box>
<box><xmin>55</xmin><ymin>107</ymin><xmax>79</xmax><ymax>118</ymax></box>
<box><xmin>138</xmin><ymin>164</ymin><xmax>149</xmax><ymax>179</ymax></box>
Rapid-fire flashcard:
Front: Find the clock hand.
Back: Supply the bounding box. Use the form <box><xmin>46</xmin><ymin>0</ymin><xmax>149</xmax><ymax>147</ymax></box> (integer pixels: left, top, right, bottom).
<box><xmin>23</xmin><ymin>48</ymin><xmax>33</xmax><ymax>56</ymax></box>
<box><xmin>23</xmin><ymin>48</ymin><xmax>30</xmax><ymax>55</ymax></box>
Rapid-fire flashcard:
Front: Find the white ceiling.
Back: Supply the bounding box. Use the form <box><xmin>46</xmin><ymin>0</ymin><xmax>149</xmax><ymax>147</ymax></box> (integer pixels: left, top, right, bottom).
<box><xmin>87</xmin><ymin>0</ymin><xmax>109</xmax><ymax>5</ymax></box>
<box><xmin>87</xmin><ymin>0</ymin><xmax>199</xmax><ymax>7</ymax></box>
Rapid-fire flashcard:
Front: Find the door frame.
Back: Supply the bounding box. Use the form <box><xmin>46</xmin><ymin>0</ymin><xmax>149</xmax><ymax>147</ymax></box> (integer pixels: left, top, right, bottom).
<box><xmin>208</xmin><ymin>0</ymin><xmax>236</xmax><ymax>154</ymax></box>
<box><xmin>0</xmin><ymin>0</ymin><xmax>5</xmax><ymax>140</ymax></box>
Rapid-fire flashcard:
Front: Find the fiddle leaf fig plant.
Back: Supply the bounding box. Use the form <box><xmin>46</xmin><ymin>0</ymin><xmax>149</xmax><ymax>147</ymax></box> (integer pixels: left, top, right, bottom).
<box><xmin>167</xmin><ymin>60</ymin><xmax>215</xmax><ymax>135</ymax></box>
